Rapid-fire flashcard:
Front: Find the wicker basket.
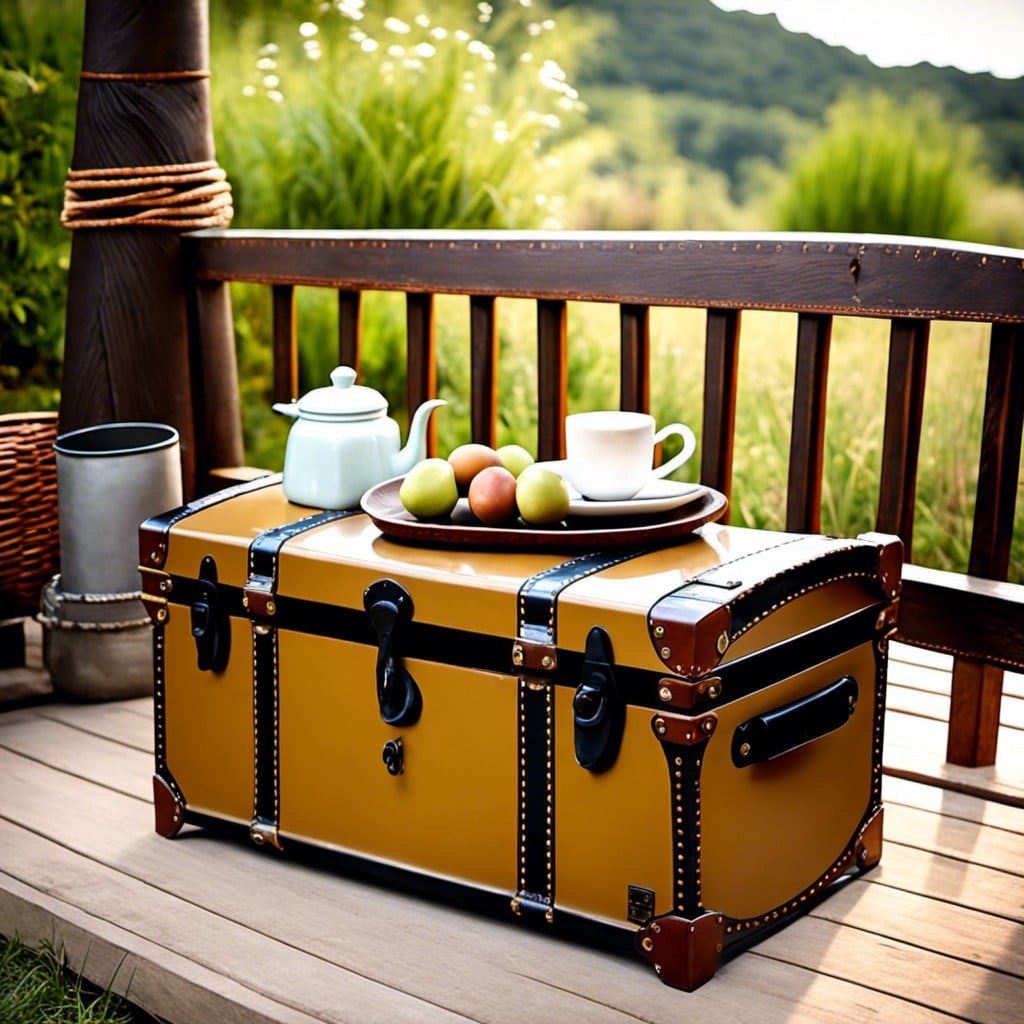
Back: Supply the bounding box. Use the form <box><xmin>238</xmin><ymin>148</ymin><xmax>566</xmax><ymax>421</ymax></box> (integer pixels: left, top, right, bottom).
<box><xmin>0</xmin><ymin>412</ymin><xmax>60</xmax><ymax>615</ymax></box>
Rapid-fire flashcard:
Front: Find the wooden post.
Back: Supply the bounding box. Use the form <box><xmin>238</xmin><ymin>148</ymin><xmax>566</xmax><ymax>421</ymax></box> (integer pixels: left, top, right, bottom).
<box><xmin>60</xmin><ymin>0</ymin><xmax>242</xmax><ymax>497</ymax></box>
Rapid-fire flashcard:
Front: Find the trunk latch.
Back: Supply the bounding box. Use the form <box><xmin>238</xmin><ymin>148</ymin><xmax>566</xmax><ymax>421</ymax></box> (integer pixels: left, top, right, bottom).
<box><xmin>364</xmin><ymin>578</ymin><xmax>422</xmax><ymax>727</ymax></box>
<box><xmin>191</xmin><ymin>555</ymin><xmax>230</xmax><ymax>673</ymax></box>
<box><xmin>573</xmin><ymin>626</ymin><xmax>625</xmax><ymax>773</ymax></box>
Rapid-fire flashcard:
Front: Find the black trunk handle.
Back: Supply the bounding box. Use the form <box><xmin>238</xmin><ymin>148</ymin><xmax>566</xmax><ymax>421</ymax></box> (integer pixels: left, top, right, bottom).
<box><xmin>364</xmin><ymin>579</ymin><xmax>422</xmax><ymax>727</ymax></box>
<box><xmin>731</xmin><ymin>675</ymin><xmax>858</xmax><ymax>767</ymax></box>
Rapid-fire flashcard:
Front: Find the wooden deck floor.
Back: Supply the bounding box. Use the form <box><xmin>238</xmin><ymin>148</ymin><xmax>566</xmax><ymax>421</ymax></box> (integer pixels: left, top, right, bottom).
<box><xmin>1</xmin><ymin>642</ymin><xmax>1022</xmax><ymax>1024</ymax></box>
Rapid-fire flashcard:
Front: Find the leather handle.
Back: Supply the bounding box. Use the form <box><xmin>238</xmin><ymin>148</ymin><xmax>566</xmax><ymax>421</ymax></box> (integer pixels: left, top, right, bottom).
<box><xmin>731</xmin><ymin>675</ymin><xmax>858</xmax><ymax>767</ymax></box>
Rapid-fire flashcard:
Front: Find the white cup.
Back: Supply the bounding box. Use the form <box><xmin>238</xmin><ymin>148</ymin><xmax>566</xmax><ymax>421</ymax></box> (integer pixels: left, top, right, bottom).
<box><xmin>564</xmin><ymin>411</ymin><xmax>697</xmax><ymax>501</ymax></box>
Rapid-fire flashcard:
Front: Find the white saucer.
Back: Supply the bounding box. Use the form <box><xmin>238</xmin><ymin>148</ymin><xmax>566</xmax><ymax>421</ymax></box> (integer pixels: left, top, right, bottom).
<box><xmin>534</xmin><ymin>461</ymin><xmax>706</xmax><ymax>518</ymax></box>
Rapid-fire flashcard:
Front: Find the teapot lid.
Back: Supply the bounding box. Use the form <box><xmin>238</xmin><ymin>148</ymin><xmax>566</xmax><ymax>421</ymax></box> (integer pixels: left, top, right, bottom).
<box><xmin>296</xmin><ymin>366</ymin><xmax>387</xmax><ymax>418</ymax></box>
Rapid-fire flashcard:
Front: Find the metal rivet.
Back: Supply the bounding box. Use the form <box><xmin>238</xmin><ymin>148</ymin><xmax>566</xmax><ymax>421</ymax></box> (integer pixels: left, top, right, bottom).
<box><xmin>512</xmin><ymin>645</ymin><xmax>524</xmax><ymax>666</ymax></box>
<box><xmin>156</xmin><ymin>607</ymin><xmax>167</xmax><ymax>622</ymax></box>
<box><xmin>242</xmin><ymin>595</ymin><xmax>250</xmax><ymax>609</ymax></box>
<box><xmin>541</xmin><ymin>654</ymin><xmax>554</xmax><ymax>669</ymax></box>
<box><xmin>739</xmin><ymin>742</ymin><xmax>751</xmax><ymax>758</ymax></box>
<box><xmin>716</xmin><ymin>631</ymin><xmax>729</xmax><ymax>655</ymax></box>
<box><xmin>707</xmin><ymin>681</ymin><xmax>721</xmax><ymax>699</ymax></box>
<box><xmin>701</xmin><ymin>718</ymin><xmax>715</xmax><ymax>734</ymax></box>
<box><xmin>876</xmin><ymin>610</ymin><xmax>888</xmax><ymax>631</ymax></box>
<box><xmin>641</xmin><ymin>936</ymin><xmax>654</xmax><ymax>952</ymax></box>
<box><xmin>653</xmin><ymin>624</ymin><xmax>665</xmax><ymax>639</ymax></box>
<box><xmin>660</xmin><ymin>646</ymin><xmax>671</xmax><ymax>660</ymax></box>
<box><xmin>654</xmin><ymin>718</ymin><xmax>667</xmax><ymax>735</ymax></box>
<box><xmin>266</xmin><ymin>599</ymin><xmax>276</xmax><ymax>616</ymax></box>
<box><xmin>658</xmin><ymin>685</ymin><xmax>673</xmax><ymax>702</ymax></box>
<box><xmin>159</xmin><ymin>578</ymin><xmax>172</xmax><ymax>593</ymax></box>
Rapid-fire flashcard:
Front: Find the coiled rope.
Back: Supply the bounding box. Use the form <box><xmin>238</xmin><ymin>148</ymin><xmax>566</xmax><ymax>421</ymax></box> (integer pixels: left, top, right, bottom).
<box><xmin>62</xmin><ymin>159</ymin><xmax>234</xmax><ymax>230</ymax></box>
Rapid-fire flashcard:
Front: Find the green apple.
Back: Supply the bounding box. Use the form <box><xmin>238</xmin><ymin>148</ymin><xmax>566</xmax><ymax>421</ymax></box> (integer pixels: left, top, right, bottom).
<box><xmin>515</xmin><ymin>466</ymin><xmax>570</xmax><ymax>525</ymax></box>
<box><xmin>496</xmin><ymin>443</ymin><xmax>535</xmax><ymax>478</ymax></box>
<box><xmin>399</xmin><ymin>458</ymin><xmax>459</xmax><ymax>518</ymax></box>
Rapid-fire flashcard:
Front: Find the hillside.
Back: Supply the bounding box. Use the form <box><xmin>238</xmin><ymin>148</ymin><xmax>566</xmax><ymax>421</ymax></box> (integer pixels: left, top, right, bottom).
<box><xmin>552</xmin><ymin>0</ymin><xmax>1024</xmax><ymax>182</ymax></box>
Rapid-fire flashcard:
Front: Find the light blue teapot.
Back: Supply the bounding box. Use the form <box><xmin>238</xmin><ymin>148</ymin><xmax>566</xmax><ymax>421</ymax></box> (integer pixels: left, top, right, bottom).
<box><xmin>273</xmin><ymin>366</ymin><xmax>446</xmax><ymax>510</ymax></box>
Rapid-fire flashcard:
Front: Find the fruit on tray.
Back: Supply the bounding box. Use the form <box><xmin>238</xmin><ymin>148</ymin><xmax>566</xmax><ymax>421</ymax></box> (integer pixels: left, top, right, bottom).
<box><xmin>398</xmin><ymin>458</ymin><xmax>459</xmax><ymax>518</ymax></box>
<box><xmin>467</xmin><ymin>465</ymin><xmax>518</xmax><ymax>525</ymax></box>
<box><xmin>515</xmin><ymin>466</ymin><xmax>570</xmax><ymax>525</ymax></box>
<box><xmin>448</xmin><ymin>443</ymin><xmax>502</xmax><ymax>493</ymax></box>
<box><xmin>398</xmin><ymin>444</ymin><xmax>568</xmax><ymax>526</ymax></box>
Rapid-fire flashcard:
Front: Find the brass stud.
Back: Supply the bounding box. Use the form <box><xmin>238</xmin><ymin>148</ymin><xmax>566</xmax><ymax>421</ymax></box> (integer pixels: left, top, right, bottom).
<box><xmin>242</xmin><ymin>595</ymin><xmax>250</xmax><ymax>609</ymax></box>
<box><xmin>641</xmin><ymin>936</ymin><xmax>654</xmax><ymax>952</ymax></box>
<box><xmin>716</xmin><ymin>631</ymin><xmax>729</xmax><ymax>655</ymax></box>
<box><xmin>653</xmin><ymin>624</ymin><xmax>665</xmax><ymax>639</ymax></box>
<box><xmin>739</xmin><ymin>742</ymin><xmax>751</xmax><ymax>758</ymax></box>
<box><xmin>707</xmin><ymin>681</ymin><xmax>721</xmax><ymax>700</ymax></box>
<box><xmin>266</xmin><ymin>599</ymin><xmax>276</xmax><ymax>616</ymax></box>
<box><xmin>156</xmin><ymin>607</ymin><xmax>167</xmax><ymax>622</ymax></box>
<box><xmin>701</xmin><ymin>717</ymin><xmax>715</xmax><ymax>735</ymax></box>
<box><xmin>159</xmin><ymin>578</ymin><xmax>172</xmax><ymax>594</ymax></box>
<box><xmin>660</xmin><ymin>646</ymin><xmax>671</xmax><ymax>660</ymax></box>
<box><xmin>658</xmin><ymin>685</ymin><xmax>673</xmax><ymax>702</ymax></box>
<box><xmin>541</xmin><ymin>654</ymin><xmax>554</xmax><ymax>669</ymax></box>
<box><xmin>654</xmin><ymin>717</ymin><xmax>667</xmax><ymax>735</ymax></box>
<box><xmin>512</xmin><ymin>645</ymin><xmax>524</xmax><ymax>666</ymax></box>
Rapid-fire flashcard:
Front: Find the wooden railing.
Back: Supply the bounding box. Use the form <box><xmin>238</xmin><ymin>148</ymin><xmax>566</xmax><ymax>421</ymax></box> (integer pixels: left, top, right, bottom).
<box><xmin>181</xmin><ymin>229</ymin><xmax>1024</xmax><ymax>769</ymax></box>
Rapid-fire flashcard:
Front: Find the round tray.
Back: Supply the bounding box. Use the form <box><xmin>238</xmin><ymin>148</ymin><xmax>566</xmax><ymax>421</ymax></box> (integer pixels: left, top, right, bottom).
<box><xmin>360</xmin><ymin>476</ymin><xmax>728</xmax><ymax>551</ymax></box>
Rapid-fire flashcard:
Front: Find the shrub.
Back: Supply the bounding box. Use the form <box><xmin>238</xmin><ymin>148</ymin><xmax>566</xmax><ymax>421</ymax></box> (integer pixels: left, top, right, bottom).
<box><xmin>776</xmin><ymin>91</ymin><xmax>976</xmax><ymax>238</ymax></box>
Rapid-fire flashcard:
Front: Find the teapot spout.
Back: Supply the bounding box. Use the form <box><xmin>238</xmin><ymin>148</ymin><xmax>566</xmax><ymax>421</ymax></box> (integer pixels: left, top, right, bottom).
<box><xmin>390</xmin><ymin>398</ymin><xmax>447</xmax><ymax>476</ymax></box>
<box><xmin>272</xmin><ymin>400</ymin><xmax>300</xmax><ymax>419</ymax></box>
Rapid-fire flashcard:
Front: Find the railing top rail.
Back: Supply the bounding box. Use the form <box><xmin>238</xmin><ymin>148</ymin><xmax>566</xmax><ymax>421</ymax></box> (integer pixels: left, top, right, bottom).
<box><xmin>185</xmin><ymin>229</ymin><xmax>1024</xmax><ymax>324</ymax></box>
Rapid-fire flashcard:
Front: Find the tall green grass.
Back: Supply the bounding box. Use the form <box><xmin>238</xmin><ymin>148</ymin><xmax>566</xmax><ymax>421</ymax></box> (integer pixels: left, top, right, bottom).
<box><xmin>776</xmin><ymin>92</ymin><xmax>976</xmax><ymax>238</ymax></box>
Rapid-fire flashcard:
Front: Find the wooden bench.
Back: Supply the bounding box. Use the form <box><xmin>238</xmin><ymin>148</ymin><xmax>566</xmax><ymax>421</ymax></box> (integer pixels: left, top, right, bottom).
<box><xmin>180</xmin><ymin>228</ymin><xmax>1024</xmax><ymax>771</ymax></box>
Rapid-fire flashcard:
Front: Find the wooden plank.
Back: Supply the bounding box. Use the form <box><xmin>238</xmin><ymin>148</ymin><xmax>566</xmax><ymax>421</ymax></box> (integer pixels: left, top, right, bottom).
<box><xmin>0</xmin><ymin>724</ymin><xmax>975</xmax><ymax>1023</ymax></box>
<box><xmin>786</xmin><ymin>313</ymin><xmax>831</xmax><ymax>533</ymax></box>
<box><xmin>405</xmin><ymin>293</ymin><xmax>437</xmax><ymax>456</ymax></box>
<box><xmin>873</xmin><ymin>841</ymin><xmax>1024</xmax><ymax>924</ymax></box>
<box><xmin>760</xmin><ymin>908</ymin><xmax>1022</xmax><ymax>1024</ymax></box>
<box><xmin>884</xmin><ymin>710</ymin><xmax>1024</xmax><ymax>806</ymax></box>
<box><xmin>884</xmin><ymin>802</ymin><xmax>1024</xmax><ymax>877</ymax></box>
<box><xmin>32</xmin><ymin>699</ymin><xmax>154</xmax><ymax>751</ymax></box>
<box><xmin>618</xmin><ymin>304</ymin><xmax>650</xmax><ymax>413</ymax></box>
<box><xmin>536</xmin><ymin>299</ymin><xmax>567</xmax><ymax>461</ymax></box>
<box><xmin>701</xmin><ymin>308</ymin><xmax>740</xmax><ymax>513</ymax></box>
<box><xmin>810</xmin><ymin>879</ymin><xmax>1024</xmax><ymax>978</ymax></box>
<box><xmin>0</xmin><ymin>828</ymin><xmax>470</xmax><ymax>1024</ymax></box>
<box><xmin>469</xmin><ymin>295</ymin><xmax>498</xmax><ymax>446</ymax></box>
<box><xmin>0</xmin><ymin>872</ymin><xmax>326</xmax><ymax>1024</ymax></box>
<box><xmin>271</xmin><ymin>285</ymin><xmax>298</xmax><ymax>405</ymax></box>
<box><xmin>0</xmin><ymin>714</ymin><xmax>151</xmax><ymax>801</ymax></box>
<box><xmin>876</xmin><ymin>318</ymin><xmax>930</xmax><ymax>556</ymax></box>
<box><xmin>883</xmin><ymin>776</ymin><xmax>1024</xmax><ymax>835</ymax></box>
<box><xmin>188</xmin><ymin>232</ymin><xmax>1024</xmax><ymax>325</ymax></box>
<box><xmin>338</xmin><ymin>289</ymin><xmax>362</xmax><ymax>370</ymax></box>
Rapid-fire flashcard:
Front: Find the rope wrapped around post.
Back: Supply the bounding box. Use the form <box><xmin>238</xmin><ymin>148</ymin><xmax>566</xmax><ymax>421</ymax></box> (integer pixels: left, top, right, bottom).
<box><xmin>62</xmin><ymin>158</ymin><xmax>233</xmax><ymax>230</ymax></box>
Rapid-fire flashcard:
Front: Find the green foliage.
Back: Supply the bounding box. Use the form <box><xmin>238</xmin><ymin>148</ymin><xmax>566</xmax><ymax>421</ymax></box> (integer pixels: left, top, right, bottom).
<box><xmin>0</xmin><ymin>935</ymin><xmax>138</xmax><ymax>1024</ymax></box>
<box><xmin>775</xmin><ymin>92</ymin><xmax>975</xmax><ymax>237</ymax></box>
<box><xmin>213</xmin><ymin>2</ymin><xmax>590</xmax><ymax>230</ymax></box>
<box><xmin>0</xmin><ymin>0</ymin><xmax>81</xmax><ymax>408</ymax></box>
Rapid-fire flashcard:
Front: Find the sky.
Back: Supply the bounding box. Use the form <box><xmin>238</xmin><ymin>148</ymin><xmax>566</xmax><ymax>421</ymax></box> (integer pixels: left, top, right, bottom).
<box><xmin>710</xmin><ymin>0</ymin><xmax>1024</xmax><ymax>80</ymax></box>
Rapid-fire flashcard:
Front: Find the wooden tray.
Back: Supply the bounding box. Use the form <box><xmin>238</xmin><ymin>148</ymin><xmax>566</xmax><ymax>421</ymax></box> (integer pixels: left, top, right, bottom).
<box><xmin>361</xmin><ymin>476</ymin><xmax>728</xmax><ymax>551</ymax></box>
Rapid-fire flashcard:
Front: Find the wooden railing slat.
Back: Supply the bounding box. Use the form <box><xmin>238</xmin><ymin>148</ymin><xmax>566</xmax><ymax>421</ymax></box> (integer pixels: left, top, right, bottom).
<box><xmin>271</xmin><ymin>284</ymin><xmax>298</xmax><ymax>404</ymax></box>
<box><xmin>537</xmin><ymin>299</ymin><xmax>568</xmax><ymax>462</ymax></box>
<box><xmin>338</xmin><ymin>290</ymin><xmax>362</xmax><ymax>371</ymax></box>
<box><xmin>470</xmin><ymin>296</ymin><xmax>498</xmax><ymax>447</ymax></box>
<box><xmin>947</xmin><ymin>322</ymin><xmax>1024</xmax><ymax>766</ymax></box>
<box><xmin>702</xmin><ymin>309</ymin><xmax>741</xmax><ymax>514</ymax></box>
<box><xmin>619</xmin><ymin>304</ymin><xmax>650</xmax><ymax>413</ymax></box>
<box><xmin>406</xmin><ymin>293</ymin><xmax>437</xmax><ymax>455</ymax></box>
<box><xmin>877</xmin><ymin>318</ymin><xmax>930</xmax><ymax>556</ymax></box>
<box><xmin>786</xmin><ymin>313</ymin><xmax>832</xmax><ymax>534</ymax></box>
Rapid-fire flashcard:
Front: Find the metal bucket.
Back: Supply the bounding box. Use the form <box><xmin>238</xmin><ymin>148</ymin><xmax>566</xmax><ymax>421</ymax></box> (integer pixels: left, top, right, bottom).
<box><xmin>45</xmin><ymin>422</ymin><xmax>182</xmax><ymax>697</ymax></box>
<box><xmin>54</xmin><ymin>422</ymin><xmax>182</xmax><ymax>597</ymax></box>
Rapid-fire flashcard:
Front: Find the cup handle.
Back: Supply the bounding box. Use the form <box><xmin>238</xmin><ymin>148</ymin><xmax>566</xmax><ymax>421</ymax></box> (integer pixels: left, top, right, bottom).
<box><xmin>651</xmin><ymin>423</ymin><xmax>697</xmax><ymax>480</ymax></box>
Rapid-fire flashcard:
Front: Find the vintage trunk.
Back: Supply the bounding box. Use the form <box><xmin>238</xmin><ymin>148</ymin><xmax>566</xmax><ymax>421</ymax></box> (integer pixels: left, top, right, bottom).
<box><xmin>139</xmin><ymin>476</ymin><xmax>901</xmax><ymax>990</ymax></box>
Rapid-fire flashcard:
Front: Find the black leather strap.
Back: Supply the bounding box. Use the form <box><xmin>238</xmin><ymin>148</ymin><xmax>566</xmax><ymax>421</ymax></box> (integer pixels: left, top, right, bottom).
<box><xmin>247</xmin><ymin>508</ymin><xmax>363</xmax><ymax>850</ymax></box>
<box><xmin>514</xmin><ymin>546</ymin><xmax>652</xmax><ymax>920</ymax></box>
